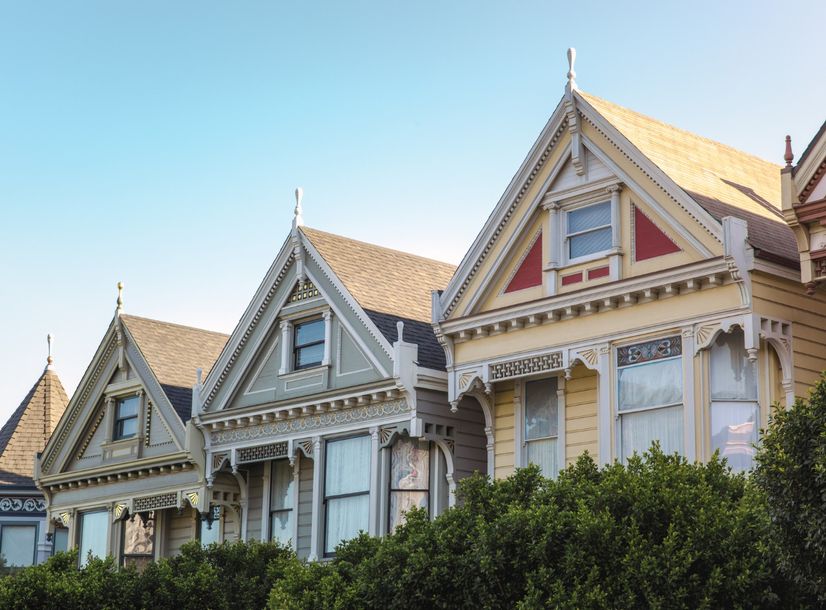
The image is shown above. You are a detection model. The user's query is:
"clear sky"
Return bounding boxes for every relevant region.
[1,0,825,422]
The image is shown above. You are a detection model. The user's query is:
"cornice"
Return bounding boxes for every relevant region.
[39,453,192,490]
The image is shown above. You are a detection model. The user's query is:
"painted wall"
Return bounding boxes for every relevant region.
[565,364,598,465]
[163,505,196,557]
[246,462,265,541]
[296,455,313,560]
[492,381,515,479]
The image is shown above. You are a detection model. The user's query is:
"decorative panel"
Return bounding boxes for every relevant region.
[489,352,564,381]
[633,204,681,262]
[504,234,543,293]
[133,492,178,512]
[617,336,682,367]
[237,441,289,464]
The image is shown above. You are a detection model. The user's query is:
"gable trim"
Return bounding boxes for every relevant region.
[503,230,543,294]
[242,336,281,396]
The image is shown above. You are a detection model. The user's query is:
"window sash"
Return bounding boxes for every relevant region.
[0,524,37,567]
[114,396,139,440]
[78,510,108,566]
[618,357,683,412]
[293,319,325,369]
[526,437,558,478]
[619,404,684,461]
[566,201,611,234]
[324,436,371,497]
[324,493,369,555]
[270,509,293,546]
[711,400,758,472]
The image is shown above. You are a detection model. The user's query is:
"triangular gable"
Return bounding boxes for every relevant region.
[504,233,542,293]
[633,204,681,261]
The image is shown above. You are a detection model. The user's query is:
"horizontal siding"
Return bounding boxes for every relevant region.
[753,272,826,397]
[164,506,196,557]
[296,456,313,560]
[566,365,598,464]
[246,462,264,541]
[493,381,515,479]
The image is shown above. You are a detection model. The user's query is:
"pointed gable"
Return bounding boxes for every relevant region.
[504,234,543,293]
[0,368,68,487]
[120,315,228,421]
[633,204,681,261]
[300,227,456,370]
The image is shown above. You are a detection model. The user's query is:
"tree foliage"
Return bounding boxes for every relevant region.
[754,375,826,602]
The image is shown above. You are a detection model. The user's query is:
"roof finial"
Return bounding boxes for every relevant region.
[293,187,304,229]
[46,333,54,370]
[566,48,578,93]
[784,135,794,168]
[116,281,124,314]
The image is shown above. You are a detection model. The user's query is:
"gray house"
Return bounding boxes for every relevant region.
[190,208,488,558]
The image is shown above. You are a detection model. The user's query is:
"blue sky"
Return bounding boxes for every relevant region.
[1,1,824,421]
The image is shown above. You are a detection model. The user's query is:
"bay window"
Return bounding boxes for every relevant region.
[389,437,430,531]
[0,523,37,567]
[78,510,108,566]
[270,459,295,546]
[617,336,683,461]
[324,435,370,555]
[524,378,560,477]
[709,328,758,472]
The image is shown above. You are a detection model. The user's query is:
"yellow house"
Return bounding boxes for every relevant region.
[433,50,826,480]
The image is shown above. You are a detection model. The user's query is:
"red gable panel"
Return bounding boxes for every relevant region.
[505,235,543,293]
[634,206,681,261]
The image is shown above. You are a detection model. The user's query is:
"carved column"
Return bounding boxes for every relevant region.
[278,320,292,376]
[322,311,333,366]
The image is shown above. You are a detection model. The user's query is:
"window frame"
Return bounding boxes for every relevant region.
[77,509,109,566]
[563,199,614,264]
[269,458,295,547]
[387,436,431,532]
[521,376,564,479]
[615,336,685,462]
[0,521,38,568]
[293,318,325,371]
[322,433,371,558]
[113,394,140,441]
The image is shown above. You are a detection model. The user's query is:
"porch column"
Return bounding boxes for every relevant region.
[681,328,697,462]
[368,427,380,536]
[596,345,612,465]
[308,436,323,561]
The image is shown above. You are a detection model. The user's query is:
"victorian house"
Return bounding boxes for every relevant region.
[35,297,228,566]
[189,200,486,559]
[0,339,68,567]
[432,50,826,480]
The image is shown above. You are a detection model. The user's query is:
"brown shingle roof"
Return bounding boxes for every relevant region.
[300,227,456,369]
[0,368,69,488]
[579,92,798,266]
[120,315,228,421]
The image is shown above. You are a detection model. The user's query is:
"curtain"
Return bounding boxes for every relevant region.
[711,401,758,472]
[325,436,371,496]
[620,405,683,461]
[711,329,757,400]
[0,524,36,566]
[618,358,682,410]
[526,437,558,478]
[270,511,293,546]
[79,511,108,566]
[525,378,558,440]
[325,494,369,554]
[271,459,294,510]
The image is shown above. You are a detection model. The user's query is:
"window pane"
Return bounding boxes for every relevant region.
[199,517,220,546]
[325,494,369,554]
[118,417,138,439]
[711,401,758,472]
[117,396,139,419]
[79,511,108,566]
[526,437,558,478]
[271,459,294,510]
[389,491,428,531]
[325,436,371,496]
[122,515,154,557]
[621,405,683,461]
[525,378,558,440]
[618,358,682,411]
[390,439,429,490]
[569,227,612,258]
[53,528,69,554]
[568,201,611,233]
[1,525,36,567]
[295,343,324,368]
[295,320,324,346]
[710,330,757,400]
[271,510,293,546]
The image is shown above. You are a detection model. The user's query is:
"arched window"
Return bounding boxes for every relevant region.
[709,328,758,472]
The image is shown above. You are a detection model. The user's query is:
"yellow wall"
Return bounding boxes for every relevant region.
[752,271,826,397]
[493,381,515,479]
[565,365,598,465]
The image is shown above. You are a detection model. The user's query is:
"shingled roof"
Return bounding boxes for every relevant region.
[120,315,228,422]
[0,367,69,488]
[579,92,799,267]
[300,227,456,370]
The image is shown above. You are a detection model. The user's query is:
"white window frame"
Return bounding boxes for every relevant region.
[0,521,38,567]
[515,376,566,477]
[322,434,371,557]
[563,199,614,265]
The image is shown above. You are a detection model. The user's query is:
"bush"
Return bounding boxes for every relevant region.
[754,375,826,602]
[269,448,807,609]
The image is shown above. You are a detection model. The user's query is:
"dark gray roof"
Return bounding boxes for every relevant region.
[366,310,446,371]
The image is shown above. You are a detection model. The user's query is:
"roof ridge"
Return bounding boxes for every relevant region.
[301,226,457,270]
[578,91,781,170]
[120,314,229,338]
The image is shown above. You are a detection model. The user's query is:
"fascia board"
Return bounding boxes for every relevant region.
[39,452,190,486]
[574,92,723,243]
[439,97,569,317]
[795,135,826,193]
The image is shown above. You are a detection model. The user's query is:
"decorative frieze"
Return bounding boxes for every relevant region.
[617,336,681,367]
[210,399,409,445]
[237,441,288,464]
[489,351,564,381]
[0,497,46,514]
[133,492,177,512]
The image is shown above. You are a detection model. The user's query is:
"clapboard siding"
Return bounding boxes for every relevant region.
[164,506,196,557]
[296,456,313,560]
[246,462,264,541]
[565,365,598,465]
[493,381,515,479]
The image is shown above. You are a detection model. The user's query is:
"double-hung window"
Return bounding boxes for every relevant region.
[0,524,37,567]
[324,435,370,555]
[114,395,139,440]
[709,328,758,472]
[566,201,612,260]
[617,336,684,461]
[293,319,325,370]
[389,438,430,531]
[78,510,108,566]
[524,378,560,477]
[270,459,295,546]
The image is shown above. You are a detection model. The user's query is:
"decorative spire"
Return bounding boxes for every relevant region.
[46,333,54,370]
[293,187,304,230]
[784,135,794,168]
[116,281,124,315]
[566,47,578,93]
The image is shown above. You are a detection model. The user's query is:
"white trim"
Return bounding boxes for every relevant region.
[261,461,271,542]
[307,436,322,561]
[682,328,696,462]
[368,427,380,536]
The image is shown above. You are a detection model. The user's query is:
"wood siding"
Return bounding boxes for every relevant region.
[565,365,598,465]
[163,505,196,557]
[493,381,515,479]
[296,455,313,560]
[246,462,264,541]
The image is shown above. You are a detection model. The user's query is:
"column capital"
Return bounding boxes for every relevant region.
[606,183,623,194]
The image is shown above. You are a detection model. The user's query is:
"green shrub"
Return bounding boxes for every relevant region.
[269,448,807,609]
[754,375,826,602]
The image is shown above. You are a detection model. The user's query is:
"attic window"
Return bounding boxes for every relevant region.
[566,201,612,260]
[293,319,325,370]
[114,396,140,440]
